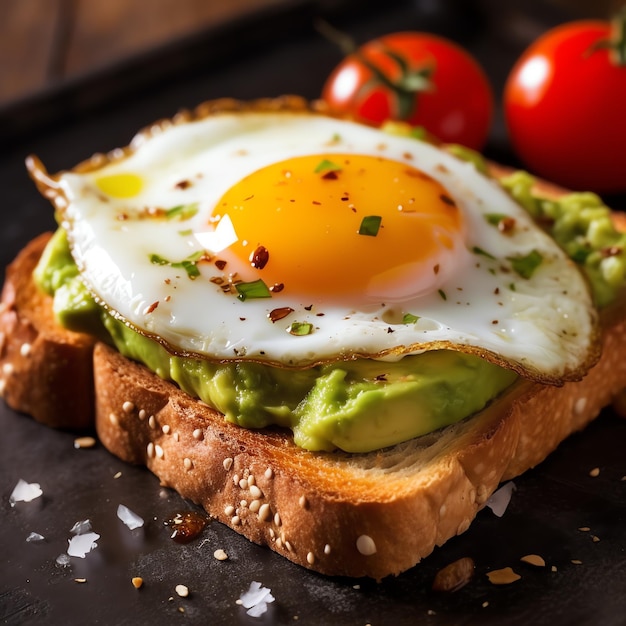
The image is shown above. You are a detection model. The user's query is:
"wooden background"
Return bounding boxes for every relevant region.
[0,0,281,108]
[1,0,620,111]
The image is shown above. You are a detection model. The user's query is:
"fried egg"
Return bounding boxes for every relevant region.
[41,101,598,383]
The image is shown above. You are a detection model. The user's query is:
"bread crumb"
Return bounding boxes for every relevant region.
[486,567,521,585]
[482,601,489,608]
[589,467,600,477]
[132,577,143,589]
[432,557,475,592]
[520,554,546,567]
[175,584,189,597]
[74,436,96,449]
[74,578,87,584]
[571,559,583,565]
[214,549,228,561]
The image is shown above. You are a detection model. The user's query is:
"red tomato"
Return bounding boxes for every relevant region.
[504,14,626,193]
[321,32,494,150]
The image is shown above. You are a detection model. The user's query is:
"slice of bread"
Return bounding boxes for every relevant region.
[0,233,95,430]
[2,224,626,579]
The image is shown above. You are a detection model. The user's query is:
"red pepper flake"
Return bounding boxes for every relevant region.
[405,169,432,180]
[498,216,516,233]
[601,246,622,257]
[270,283,285,293]
[117,213,129,221]
[433,264,440,274]
[322,170,339,180]
[268,307,294,323]
[304,304,313,311]
[144,301,159,315]
[312,201,321,205]
[250,245,269,270]
[215,259,227,270]
[244,194,254,201]
[440,194,457,207]
[403,152,413,160]
[174,180,191,190]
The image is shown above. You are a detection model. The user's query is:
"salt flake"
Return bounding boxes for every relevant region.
[70,519,92,535]
[485,481,516,517]
[117,504,144,530]
[26,532,45,543]
[9,479,43,506]
[67,532,100,558]
[239,581,275,617]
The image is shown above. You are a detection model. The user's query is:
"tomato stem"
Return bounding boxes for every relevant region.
[316,20,434,121]
[613,5,626,65]
[588,6,626,65]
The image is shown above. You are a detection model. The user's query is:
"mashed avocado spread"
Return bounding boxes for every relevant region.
[35,162,626,453]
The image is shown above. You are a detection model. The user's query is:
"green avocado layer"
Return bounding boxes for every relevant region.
[35,229,517,453]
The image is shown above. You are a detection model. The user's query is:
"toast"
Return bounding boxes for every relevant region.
[2,221,626,579]
[2,98,626,578]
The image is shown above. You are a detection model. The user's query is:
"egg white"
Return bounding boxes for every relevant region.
[54,109,598,383]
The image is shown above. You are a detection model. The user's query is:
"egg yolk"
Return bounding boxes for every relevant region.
[95,173,143,198]
[212,154,464,301]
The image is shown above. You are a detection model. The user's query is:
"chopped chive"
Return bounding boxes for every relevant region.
[484,213,508,226]
[508,250,543,279]
[235,279,272,301]
[178,228,193,236]
[314,159,342,174]
[172,260,200,279]
[287,321,314,336]
[472,246,496,260]
[402,313,420,324]
[166,202,199,221]
[358,215,382,237]
[149,253,169,266]
[149,250,204,279]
